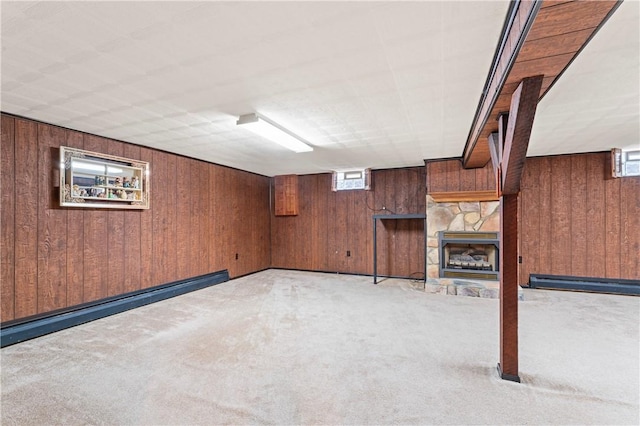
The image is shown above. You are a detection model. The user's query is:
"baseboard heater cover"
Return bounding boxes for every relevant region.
[529,274,640,296]
[0,269,229,348]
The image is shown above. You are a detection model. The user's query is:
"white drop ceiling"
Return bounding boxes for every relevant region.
[2,1,638,177]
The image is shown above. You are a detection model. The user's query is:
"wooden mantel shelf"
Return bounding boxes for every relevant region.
[429,190,499,203]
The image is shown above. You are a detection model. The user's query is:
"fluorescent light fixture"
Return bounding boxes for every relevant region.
[72,161,122,174]
[72,161,103,172]
[237,113,313,153]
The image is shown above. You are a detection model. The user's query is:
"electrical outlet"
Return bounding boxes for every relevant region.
[235,253,239,260]
[347,250,351,257]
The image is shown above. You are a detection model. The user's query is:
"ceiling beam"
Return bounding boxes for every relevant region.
[462,0,541,169]
[462,0,622,169]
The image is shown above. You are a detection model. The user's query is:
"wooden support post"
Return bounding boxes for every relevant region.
[496,75,542,382]
[498,192,520,382]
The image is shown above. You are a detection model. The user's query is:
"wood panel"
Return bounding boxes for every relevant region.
[37,123,67,312]
[519,28,594,59]
[64,131,85,307]
[311,175,330,270]
[569,155,587,275]
[518,157,539,287]
[102,138,126,298]
[334,190,350,273]
[82,135,109,302]
[13,119,39,318]
[175,156,191,279]
[518,152,638,284]
[603,174,621,279]
[210,166,222,271]
[585,153,606,277]
[426,159,496,194]
[123,143,142,293]
[526,1,617,41]
[249,172,271,274]
[620,174,640,279]
[138,147,154,290]
[152,150,174,285]
[445,160,461,192]
[426,160,448,194]
[189,160,210,277]
[274,174,299,216]
[228,168,241,276]
[536,156,552,281]
[325,177,338,272]
[1,114,271,323]
[271,167,425,279]
[1,115,16,322]
[378,169,396,275]
[549,155,571,275]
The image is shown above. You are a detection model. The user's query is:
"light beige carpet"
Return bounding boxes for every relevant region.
[1,269,638,425]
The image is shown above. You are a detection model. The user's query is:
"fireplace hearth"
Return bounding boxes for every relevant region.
[439,231,499,280]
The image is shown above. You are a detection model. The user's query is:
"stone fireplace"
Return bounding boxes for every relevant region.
[425,195,506,297]
[426,196,500,277]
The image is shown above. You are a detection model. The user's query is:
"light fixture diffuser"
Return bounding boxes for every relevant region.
[237,113,313,153]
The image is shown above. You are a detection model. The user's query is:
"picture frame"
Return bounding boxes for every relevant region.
[59,146,150,209]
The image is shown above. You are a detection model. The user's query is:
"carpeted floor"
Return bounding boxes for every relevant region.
[1,269,638,425]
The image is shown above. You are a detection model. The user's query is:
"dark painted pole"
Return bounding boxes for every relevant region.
[498,192,520,382]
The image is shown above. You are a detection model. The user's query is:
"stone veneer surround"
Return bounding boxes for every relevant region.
[426,195,501,278]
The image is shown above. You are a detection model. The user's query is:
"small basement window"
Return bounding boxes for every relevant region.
[332,169,371,191]
[612,148,640,177]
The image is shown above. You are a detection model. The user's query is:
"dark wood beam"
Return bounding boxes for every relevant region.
[488,132,500,178]
[498,112,508,159]
[462,0,620,168]
[501,75,544,195]
[488,132,502,196]
[498,192,520,382]
[462,0,540,168]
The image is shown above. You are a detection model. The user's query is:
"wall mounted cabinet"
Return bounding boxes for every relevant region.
[274,174,298,216]
[60,146,150,209]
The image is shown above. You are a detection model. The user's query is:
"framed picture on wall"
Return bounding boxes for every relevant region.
[59,146,150,209]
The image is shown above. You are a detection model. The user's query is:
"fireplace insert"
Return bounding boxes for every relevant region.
[439,231,499,280]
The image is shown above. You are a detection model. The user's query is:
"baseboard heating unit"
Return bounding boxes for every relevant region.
[529,274,640,296]
[0,270,229,348]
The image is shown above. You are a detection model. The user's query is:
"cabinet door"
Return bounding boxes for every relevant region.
[274,174,298,216]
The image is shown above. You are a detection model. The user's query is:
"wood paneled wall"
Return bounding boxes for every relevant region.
[271,167,426,278]
[519,152,639,283]
[1,114,271,322]
[426,153,638,283]
[426,159,496,193]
